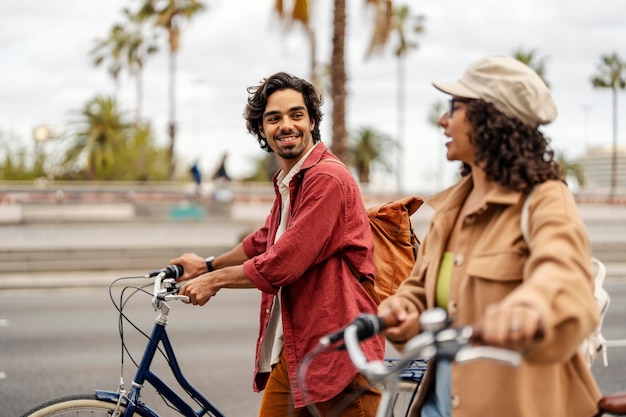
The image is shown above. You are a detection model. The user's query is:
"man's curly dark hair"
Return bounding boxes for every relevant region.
[243,72,323,153]
[460,99,563,193]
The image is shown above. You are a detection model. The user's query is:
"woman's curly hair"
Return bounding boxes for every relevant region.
[244,72,323,153]
[460,99,563,193]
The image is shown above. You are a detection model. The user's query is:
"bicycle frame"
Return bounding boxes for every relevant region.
[96,287,225,417]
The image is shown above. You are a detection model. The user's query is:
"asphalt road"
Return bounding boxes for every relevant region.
[1,284,262,417]
[1,280,626,417]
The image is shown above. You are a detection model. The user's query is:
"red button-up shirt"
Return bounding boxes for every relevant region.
[242,143,384,407]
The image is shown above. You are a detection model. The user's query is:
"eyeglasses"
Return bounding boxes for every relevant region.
[448,98,470,118]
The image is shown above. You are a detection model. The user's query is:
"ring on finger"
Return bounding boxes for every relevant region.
[509,321,523,332]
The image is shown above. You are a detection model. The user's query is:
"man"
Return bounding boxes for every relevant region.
[171,72,384,417]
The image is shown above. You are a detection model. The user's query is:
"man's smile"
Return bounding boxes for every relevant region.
[276,133,300,144]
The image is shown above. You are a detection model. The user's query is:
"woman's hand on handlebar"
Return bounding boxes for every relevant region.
[378,297,420,346]
[477,304,543,352]
[169,253,206,281]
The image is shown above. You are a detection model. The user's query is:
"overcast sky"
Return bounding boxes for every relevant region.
[1,0,625,193]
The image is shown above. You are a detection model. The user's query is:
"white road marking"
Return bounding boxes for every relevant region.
[607,339,626,348]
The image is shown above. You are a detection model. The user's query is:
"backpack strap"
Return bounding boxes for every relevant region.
[320,157,348,168]
[318,157,380,304]
[522,188,610,367]
[520,189,534,244]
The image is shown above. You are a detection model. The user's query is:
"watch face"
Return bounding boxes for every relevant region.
[205,256,215,271]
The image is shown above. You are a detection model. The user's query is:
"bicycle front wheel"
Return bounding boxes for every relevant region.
[20,394,148,417]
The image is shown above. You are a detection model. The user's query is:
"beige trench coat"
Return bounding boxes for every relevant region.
[384,176,601,417]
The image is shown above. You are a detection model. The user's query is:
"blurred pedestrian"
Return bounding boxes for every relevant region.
[211,152,231,182]
[190,161,202,196]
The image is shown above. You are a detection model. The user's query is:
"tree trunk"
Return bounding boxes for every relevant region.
[358,164,369,184]
[610,85,619,200]
[396,55,406,192]
[305,26,318,87]
[167,46,177,180]
[330,0,349,164]
[135,66,143,126]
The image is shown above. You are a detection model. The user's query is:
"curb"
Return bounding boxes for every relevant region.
[1,264,625,292]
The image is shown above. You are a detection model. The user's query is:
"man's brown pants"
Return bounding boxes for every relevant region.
[258,351,381,417]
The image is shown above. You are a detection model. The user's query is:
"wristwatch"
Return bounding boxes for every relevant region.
[205,256,215,272]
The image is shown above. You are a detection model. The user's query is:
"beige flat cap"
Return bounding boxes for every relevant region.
[433,56,557,127]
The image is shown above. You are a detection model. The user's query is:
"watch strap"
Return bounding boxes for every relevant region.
[205,256,215,272]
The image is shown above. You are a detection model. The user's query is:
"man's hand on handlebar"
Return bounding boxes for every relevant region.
[177,274,220,306]
[168,253,207,281]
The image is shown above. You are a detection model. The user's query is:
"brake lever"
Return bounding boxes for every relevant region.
[153,276,189,303]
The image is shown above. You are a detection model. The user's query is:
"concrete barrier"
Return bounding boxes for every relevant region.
[22,203,135,223]
[0,205,23,224]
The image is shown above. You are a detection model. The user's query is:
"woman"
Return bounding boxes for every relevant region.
[379,56,601,417]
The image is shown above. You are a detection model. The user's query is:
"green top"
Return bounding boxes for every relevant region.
[436,251,454,309]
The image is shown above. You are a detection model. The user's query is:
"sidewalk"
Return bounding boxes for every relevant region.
[0,269,148,291]
[3,201,626,291]
[2,262,625,293]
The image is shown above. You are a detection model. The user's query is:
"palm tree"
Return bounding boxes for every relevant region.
[329,0,349,164]
[64,96,130,180]
[93,10,159,126]
[272,0,319,86]
[556,152,585,190]
[64,96,169,180]
[513,48,550,87]
[427,100,447,189]
[137,0,206,180]
[366,4,425,192]
[271,0,394,166]
[334,0,409,165]
[118,123,170,181]
[121,8,159,125]
[350,126,397,184]
[90,24,129,99]
[591,52,626,199]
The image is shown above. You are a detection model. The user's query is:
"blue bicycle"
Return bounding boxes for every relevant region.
[18,267,426,417]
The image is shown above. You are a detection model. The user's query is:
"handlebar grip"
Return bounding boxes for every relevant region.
[146,265,184,279]
[320,313,397,347]
[379,312,401,329]
[354,314,385,341]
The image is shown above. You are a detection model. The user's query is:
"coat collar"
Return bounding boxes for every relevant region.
[427,175,525,214]
[300,141,330,170]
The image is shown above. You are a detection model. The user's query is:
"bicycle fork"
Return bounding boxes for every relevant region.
[100,306,225,417]
[96,320,167,417]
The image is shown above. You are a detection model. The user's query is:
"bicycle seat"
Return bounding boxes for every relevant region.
[598,392,626,415]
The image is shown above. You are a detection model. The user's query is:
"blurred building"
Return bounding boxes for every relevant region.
[580,146,626,195]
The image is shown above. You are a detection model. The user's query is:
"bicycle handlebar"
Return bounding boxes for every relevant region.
[319,313,395,347]
[150,267,190,306]
[340,308,522,381]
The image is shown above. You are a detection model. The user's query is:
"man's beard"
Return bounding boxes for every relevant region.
[275,135,310,160]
